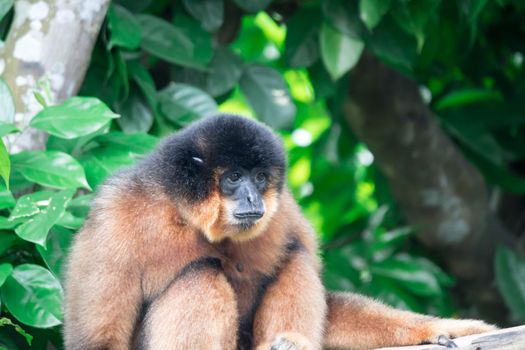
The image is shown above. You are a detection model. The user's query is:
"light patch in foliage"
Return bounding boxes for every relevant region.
[28,1,49,20]
[79,0,106,24]
[13,30,43,62]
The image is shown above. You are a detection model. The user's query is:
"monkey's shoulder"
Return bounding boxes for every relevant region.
[78,172,190,249]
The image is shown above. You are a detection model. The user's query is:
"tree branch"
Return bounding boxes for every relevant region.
[343,52,514,321]
[0,0,110,152]
[376,326,525,350]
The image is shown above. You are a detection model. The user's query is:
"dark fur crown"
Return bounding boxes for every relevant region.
[144,114,287,202]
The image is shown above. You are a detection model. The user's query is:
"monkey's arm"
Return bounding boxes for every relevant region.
[253,249,327,350]
[138,258,238,350]
[63,231,142,350]
[324,292,496,350]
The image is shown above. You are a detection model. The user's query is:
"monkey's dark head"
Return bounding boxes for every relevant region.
[150,114,286,242]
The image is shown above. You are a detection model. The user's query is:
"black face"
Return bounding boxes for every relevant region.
[220,168,268,228]
[146,114,286,206]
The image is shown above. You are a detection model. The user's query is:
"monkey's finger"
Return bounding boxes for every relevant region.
[437,335,458,348]
[270,337,300,350]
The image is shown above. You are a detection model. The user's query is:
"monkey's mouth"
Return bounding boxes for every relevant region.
[232,211,263,230]
[233,217,260,230]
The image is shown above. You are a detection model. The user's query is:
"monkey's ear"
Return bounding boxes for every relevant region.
[192,156,204,165]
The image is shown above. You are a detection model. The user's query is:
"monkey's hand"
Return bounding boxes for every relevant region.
[257,332,314,350]
[423,318,497,347]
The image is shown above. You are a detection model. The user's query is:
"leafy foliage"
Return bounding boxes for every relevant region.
[1,0,525,347]
[495,246,525,321]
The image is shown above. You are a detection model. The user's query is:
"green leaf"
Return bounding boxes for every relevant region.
[182,0,224,32]
[284,7,321,68]
[0,233,18,257]
[436,89,503,110]
[10,191,56,221]
[107,4,142,50]
[1,264,63,328]
[93,132,159,154]
[129,61,158,110]
[364,276,425,312]
[46,122,110,156]
[391,0,440,51]
[12,151,90,190]
[461,0,489,23]
[0,318,32,346]
[308,61,337,100]
[15,189,75,247]
[367,15,417,73]
[67,193,93,218]
[79,148,139,188]
[359,0,391,30]
[495,246,525,320]
[460,0,489,43]
[230,16,269,62]
[232,0,272,12]
[159,83,218,127]
[370,254,443,297]
[439,101,525,129]
[173,14,215,67]
[240,64,296,129]
[398,254,454,287]
[323,248,361,290]
[0,139,9,189]
[371,226,412,261]
[137,14,212,70]
[37,226,73,281]
[320,23,364,80]
[0,217,25,230]
[113,49,130,101]
[116,88,154,133]
[0,0,13,21]
[33,90,47,107]
[0,123,19,137]
[55,210,84,230]
[114,0,152,12]
[206,47,243,97]
[0,184,15,209]
[0,79,15,123]
[0,263,12,287]
[30,97,119,139]
[321,0,366,39]
[442,121,506,165]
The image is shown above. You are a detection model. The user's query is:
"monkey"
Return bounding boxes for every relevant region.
[63,114,495,350]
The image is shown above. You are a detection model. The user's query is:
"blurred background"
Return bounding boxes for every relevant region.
[0,0,524,348]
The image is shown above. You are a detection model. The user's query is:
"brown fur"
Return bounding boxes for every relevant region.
[64,172,495,350]
[324,293,495,350]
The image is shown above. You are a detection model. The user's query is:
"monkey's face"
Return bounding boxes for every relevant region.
[220,169,267,228]
[214,166,281,241]
[179,164,281,243]
[153,114,286,242]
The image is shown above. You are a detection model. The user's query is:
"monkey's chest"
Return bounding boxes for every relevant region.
[219,256,270,319]
[220,258,274,350]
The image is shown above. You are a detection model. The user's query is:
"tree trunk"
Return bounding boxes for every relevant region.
[343,52,514,322]
[0,0,110,152]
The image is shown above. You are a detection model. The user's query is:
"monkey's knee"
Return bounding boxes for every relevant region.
[138,268,238,350]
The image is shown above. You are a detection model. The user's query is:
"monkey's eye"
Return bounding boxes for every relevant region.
[228,172,242,183]
[255,172,266,183]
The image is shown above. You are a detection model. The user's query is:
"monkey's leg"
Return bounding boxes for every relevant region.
[253,251,326,350]
[324,292,497,350]
[138,260,238,350]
